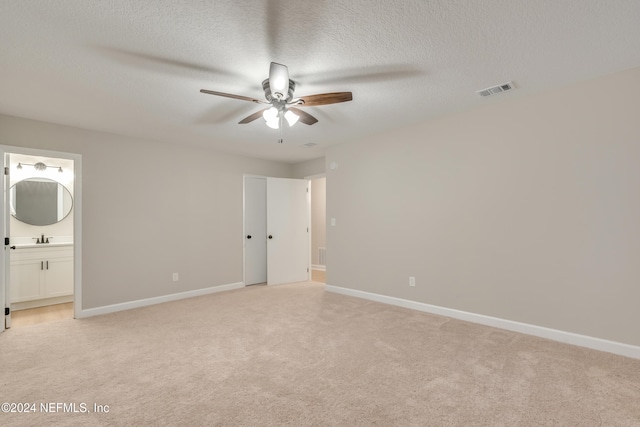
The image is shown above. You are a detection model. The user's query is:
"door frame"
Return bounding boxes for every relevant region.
[306,173,326,279]
[1,145,82,328]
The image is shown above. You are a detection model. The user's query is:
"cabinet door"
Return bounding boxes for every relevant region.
[10,259,43,302]
[43,257,74,298]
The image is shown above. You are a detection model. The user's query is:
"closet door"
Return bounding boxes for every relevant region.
[266,178,309,285]
[244,177,267,285]
[1,151,9,331]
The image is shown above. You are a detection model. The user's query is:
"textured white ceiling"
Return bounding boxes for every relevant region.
[1,1,639,163]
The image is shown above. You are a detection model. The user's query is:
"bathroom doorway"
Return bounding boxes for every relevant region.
[1,146,81,330]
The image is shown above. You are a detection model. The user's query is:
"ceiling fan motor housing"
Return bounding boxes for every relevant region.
[262,79,296,103]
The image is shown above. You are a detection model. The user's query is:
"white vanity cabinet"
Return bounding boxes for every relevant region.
[10,245,74,303]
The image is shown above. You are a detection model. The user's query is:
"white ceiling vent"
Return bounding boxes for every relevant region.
[476,81,515,97]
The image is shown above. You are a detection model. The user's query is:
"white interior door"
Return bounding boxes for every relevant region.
[244,177,267,285]
[2,151,10,331]
[267,177,309,285]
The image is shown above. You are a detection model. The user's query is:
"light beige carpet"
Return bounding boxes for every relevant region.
[1,282,639,426]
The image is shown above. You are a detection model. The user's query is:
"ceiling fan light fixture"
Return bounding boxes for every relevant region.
[284,110,299,127]
[265,118,280,129]
[271,78,286,98]
[263,107,278,121]
[269,62,289,100]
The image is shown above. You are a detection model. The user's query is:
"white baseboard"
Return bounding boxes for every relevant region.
[325,284,640,360]
[77,282,245,318]
[311,264,326,271]
[12,295,73,311]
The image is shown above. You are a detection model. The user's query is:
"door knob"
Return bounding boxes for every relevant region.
[246,235,252,239]
[268,235,273,239]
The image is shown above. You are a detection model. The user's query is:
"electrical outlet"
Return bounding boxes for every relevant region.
[172,273,179,282]
[409,276,415,287]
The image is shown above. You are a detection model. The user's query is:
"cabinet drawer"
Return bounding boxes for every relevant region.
[11,246,73,261]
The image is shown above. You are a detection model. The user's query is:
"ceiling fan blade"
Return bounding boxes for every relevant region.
[96,46,236,78]
[288,107,318,125]
[269,62,289,100]
[297,65,424,85]
[200,89,267,104]
[299,92,353,107]
[238,109,269,124]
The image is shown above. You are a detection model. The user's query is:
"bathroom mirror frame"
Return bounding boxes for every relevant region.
[10,177,74,226]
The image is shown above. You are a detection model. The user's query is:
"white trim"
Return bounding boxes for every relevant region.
[72,152,82,319]
[11,295,73,311]
[1,150,8,332]
[305,173,325,284]
[77,282,244,318]
[304,172,326,181]
[307,178,312,283]
[325,284,640,360]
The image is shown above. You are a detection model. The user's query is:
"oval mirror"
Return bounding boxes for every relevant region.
[10,178,73,226]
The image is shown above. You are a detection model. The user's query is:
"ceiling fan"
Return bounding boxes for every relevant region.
[200,62,352,133]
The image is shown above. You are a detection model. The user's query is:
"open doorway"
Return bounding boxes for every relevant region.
[309,175,326,283]
[2,147,81,330]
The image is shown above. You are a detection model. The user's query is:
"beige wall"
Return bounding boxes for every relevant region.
[0,114,292,309]
[311,177,326,266]
[291,157,325,178]
[325,67,640,347]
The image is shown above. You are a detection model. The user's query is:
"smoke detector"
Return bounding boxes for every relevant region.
[476,81,515,97]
